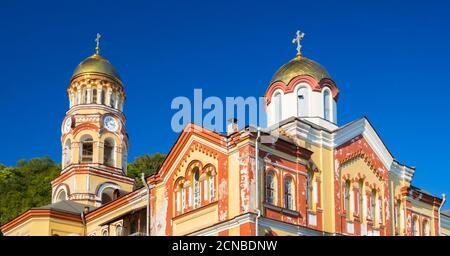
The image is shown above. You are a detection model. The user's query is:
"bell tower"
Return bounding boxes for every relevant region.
[51,34,135,206]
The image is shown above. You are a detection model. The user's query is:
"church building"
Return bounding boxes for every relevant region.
[1,32,448,236]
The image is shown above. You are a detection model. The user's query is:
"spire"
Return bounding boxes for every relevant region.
[95,33,101,55]
[292,30,305,59]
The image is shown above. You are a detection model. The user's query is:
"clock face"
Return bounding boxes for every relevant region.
[104,116,118,132]
[63,117,72,134]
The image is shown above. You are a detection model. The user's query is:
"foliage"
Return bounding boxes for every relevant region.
[127,153,166,188]
[0,153,165,227]
[0,157,60,226]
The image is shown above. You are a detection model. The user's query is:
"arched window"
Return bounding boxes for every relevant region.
[284,176,295,210]
[116,225,123,236]
[176,184,183,213]
[121,145,128,175]
[413,217,420,236]
[110,92,116,108]
[92,89,97,103]
[273,92,282,123]
[209,174,215,202]
[56,189,67,202]
[323,89,332,121]
[297,87,309,117]
[83,89,88,104]
[266,172,276,205]
[103,138,115,167]
[102,229,108,236]
[101,187,116,204]
[101,89,105,105]
[193,168,201,208]
[370,189,377,221]
[80,135,93,163]
[181,186,186,210]
[344,180,351,217]
[423,220,430,236]
[63,139,71,167]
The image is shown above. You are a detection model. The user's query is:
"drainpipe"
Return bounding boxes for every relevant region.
[438,194,446,236]
[255,127,261,236]
[141,173,151,236]
[80,212,86,236]
[81,206,89,236]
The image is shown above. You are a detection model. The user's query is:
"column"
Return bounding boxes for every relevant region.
[106,88,112,107]
[76,86,81,105]
[97,85,103,104]
[87,86,92,104]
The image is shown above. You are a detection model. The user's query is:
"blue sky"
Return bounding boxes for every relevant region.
[0,0,449,208]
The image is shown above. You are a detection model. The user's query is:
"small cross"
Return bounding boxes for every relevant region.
[95,33,101,54]
[292,30,305,56]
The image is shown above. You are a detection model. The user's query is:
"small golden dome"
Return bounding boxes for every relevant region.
[72,54,121,81]
[270,56,330,84]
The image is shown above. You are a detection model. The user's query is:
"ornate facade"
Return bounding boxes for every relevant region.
[1,33,448,236]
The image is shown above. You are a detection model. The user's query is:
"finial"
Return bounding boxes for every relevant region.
[95,33,101,55]
[292,30,305,58]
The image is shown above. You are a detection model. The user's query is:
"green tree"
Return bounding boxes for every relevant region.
[0,157,60,225]
[127,153,165,188]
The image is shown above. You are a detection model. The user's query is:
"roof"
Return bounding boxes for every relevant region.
[34,200,97,215]
[72,53,121,82]
[442,210,450,217]
[270,56,331,84]
[410,185,435,198]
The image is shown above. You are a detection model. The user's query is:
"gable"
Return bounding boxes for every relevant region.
[148,123,227,186]
[335,118,394,173]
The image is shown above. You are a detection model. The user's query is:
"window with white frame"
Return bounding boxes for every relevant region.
[273,92,282,123]
[116,224,123,236]
[176,187,182,212]
[284,177,294,210]
[209,174,215,201]
[93,89,97,103]
[80,135,93,163]
[297,87,309,117]
[181,187,186,210]
[377,198,382,225]
[266,172,276,205]
[413,217,420,236]
[193,168,201,208]
[323,89,332,121]
[370,190,376,221]
[103,138,115,167]
[359,181,364,220]
[344,180,351,218]
[110,92,116,108]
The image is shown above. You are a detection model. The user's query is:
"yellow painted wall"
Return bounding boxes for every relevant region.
[173,205,218,235]
[4,217,84,236]
[290,138,335,234]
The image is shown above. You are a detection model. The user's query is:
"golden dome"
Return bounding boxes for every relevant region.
[72,54,121,81]
[270,56,330,84]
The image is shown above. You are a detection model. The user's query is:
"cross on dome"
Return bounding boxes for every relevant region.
[95,33,101,55]
[292,30,305,57]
